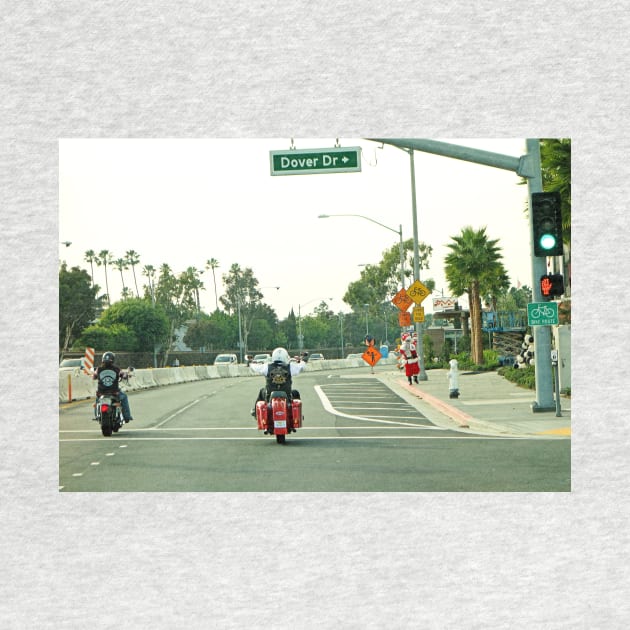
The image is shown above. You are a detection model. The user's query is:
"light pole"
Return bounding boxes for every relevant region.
[363,303,369,335]
[318,214,405,289]
[338,312,345,358]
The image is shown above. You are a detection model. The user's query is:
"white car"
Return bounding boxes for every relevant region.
[213,353,238,366]
[251,353,272,365]
[309,353,325,361]
[59,358,86,372]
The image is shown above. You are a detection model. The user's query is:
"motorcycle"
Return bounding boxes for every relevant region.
[255,390,302,444]
[94,368,134,437]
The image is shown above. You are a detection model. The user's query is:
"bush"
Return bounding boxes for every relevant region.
[498,365,536,389]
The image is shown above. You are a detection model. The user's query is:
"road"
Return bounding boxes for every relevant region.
[59,367,570,491]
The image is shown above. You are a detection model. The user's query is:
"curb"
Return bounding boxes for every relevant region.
[398,378,472,428]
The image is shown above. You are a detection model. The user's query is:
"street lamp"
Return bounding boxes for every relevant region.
[318,214,405,289]
[363,303,369,335]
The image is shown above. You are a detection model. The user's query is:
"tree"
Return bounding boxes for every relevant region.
[96,249,113,303]
[205,258,220,311]
[76,322,138,352]
[184,311,233,351]
[444,226,508,365]
[220,264,265,356]
[343,238,433,320]
[59,263,101,354]
[84,249,97,287]
[154,264,200,365]
[540,138,571,241]
[142,264,156,304]
[98,298,170,352]
[125,250,141,297]
[113,257,128,295]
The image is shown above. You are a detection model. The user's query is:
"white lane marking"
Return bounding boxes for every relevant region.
[153,398,203,428]
[315,385,444,428]
[59,435,559,442]
[90,462,100,466]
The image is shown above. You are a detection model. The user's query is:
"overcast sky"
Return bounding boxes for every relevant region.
[59,138,532,317]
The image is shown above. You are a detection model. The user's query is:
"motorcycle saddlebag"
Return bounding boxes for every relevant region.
[291,399,302,428]
[255,400,269,431]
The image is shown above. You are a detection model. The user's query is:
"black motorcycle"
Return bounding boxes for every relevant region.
[94,368,133,437]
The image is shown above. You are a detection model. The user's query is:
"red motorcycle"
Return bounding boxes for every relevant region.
[255,391,302,444]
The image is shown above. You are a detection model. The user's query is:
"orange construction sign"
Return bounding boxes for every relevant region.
[362,346,382,367]
[398,311,411,326]
[391,288,413,312]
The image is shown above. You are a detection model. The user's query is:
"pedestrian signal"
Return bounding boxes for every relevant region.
[532,192,563,256]
[540,273,564,299]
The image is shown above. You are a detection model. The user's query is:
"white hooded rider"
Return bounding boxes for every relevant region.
[249,347,305,416]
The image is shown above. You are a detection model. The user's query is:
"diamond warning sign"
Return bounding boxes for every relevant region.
[362,346,382,367]
[392,288,413,312]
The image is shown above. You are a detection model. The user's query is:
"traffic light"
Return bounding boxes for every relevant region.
[540,273,564,299]
[532,191,563,256]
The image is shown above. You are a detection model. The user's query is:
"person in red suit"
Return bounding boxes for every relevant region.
[400,333,419,385]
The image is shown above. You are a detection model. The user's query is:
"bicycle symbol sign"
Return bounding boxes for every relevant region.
[527,302,559,326]
[406,280,430,305]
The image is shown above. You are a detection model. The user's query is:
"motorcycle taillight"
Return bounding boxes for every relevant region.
[101,404,109,412]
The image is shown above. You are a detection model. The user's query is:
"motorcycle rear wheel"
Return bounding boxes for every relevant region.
[101,411,113,437]
[275,434,286,444]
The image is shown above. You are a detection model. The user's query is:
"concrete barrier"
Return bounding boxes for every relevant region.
[59,356,400,403]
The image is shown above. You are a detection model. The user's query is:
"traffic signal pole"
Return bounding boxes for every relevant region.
[369,138,556,411]
[523,139,555,411]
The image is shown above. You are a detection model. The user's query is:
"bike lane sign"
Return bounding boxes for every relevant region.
[527,302,559,326]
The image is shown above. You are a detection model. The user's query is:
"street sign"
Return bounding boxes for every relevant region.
[412,306,425,322]
[392,288,413,312]
[527,302,559,326]
[398,311,411,326]
[270,147,361,175]
[362,346,382,367]
[406,279,431,304]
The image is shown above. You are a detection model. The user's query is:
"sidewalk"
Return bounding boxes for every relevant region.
[379,367,571,438]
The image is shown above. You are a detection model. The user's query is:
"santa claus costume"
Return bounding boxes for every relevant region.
[400,333,419,384]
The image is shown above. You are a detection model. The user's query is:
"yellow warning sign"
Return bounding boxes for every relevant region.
[413,306,425,322]
[406,280,431,304]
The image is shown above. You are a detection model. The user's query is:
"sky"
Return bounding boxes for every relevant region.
[58,138,532,318]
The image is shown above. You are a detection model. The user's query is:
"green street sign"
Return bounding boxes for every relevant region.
[270,147,361,176]
[527,302,559,326]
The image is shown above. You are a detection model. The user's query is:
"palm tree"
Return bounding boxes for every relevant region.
[96,249,113,304]
[125,250,141,297]
[113,257,128,296]
[205,258,220,311]
[84,249,97,286]
[444,226,508,365]
[142,264,156,304]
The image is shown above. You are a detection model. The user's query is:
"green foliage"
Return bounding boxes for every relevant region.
[498,365,536,389]
[59,263,101,351]
[99,298,169,352]
[76,322,138,352]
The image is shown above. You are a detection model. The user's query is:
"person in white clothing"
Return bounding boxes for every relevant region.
[250,347,305,416]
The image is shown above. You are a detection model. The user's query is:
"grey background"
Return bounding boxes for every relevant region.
[2,1,628,627]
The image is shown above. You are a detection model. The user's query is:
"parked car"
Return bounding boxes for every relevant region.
[214,353,238,366]
[309,353,325,361]
[59,358,86,372]
[251,353,272,365]
[346,353,362,359]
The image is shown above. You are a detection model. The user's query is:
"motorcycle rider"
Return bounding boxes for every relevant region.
[92,351,133,422]
[250,347,305,416]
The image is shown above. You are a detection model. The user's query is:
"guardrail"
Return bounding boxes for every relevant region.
[59,356,399,403]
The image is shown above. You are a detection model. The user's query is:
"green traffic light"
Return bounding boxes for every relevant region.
[540,233,557,250]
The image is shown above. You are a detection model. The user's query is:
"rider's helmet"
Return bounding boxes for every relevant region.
[102,351,115,365]
[271,347,290,365]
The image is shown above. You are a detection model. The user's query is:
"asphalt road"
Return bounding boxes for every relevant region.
[59,367,571,491]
